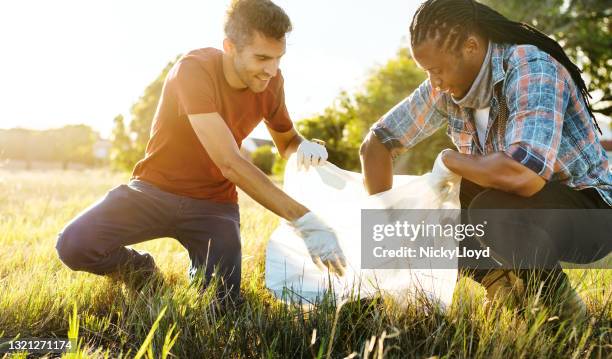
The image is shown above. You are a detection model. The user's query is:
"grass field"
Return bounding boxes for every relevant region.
[0,168,610,358]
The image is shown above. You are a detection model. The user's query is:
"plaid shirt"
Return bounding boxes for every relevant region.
[372,42,612,207]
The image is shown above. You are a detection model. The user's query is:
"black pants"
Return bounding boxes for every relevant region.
[56,179,242,299]
[458,179,611,283]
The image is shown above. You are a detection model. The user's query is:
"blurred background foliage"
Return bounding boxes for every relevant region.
[251,145,276,175]
[107,0,610,175]
[2,1,608,174]
[482,0,611,116]
[0,125,99,169]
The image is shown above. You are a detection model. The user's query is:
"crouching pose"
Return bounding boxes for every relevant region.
[360,0,612,320]
[56,0,345,301]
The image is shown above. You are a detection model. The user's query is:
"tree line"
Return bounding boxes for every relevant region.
[0,125,100,169]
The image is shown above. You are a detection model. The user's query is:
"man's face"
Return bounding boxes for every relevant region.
[228,32,286,93]
[411,37,484,99]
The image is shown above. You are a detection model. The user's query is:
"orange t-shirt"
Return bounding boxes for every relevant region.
[131,48,293,203]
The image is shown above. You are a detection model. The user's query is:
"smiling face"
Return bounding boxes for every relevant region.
[411,35,486,99]
[223,32,286,93]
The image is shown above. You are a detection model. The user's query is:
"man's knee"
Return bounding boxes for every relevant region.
[56,220,95,271]
[469,181,571,211]
[467,182,560,210]
[467,188,512,210]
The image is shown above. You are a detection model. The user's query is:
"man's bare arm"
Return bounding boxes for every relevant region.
[267,126,302,159]
[442,150,545,197]
[188,113,308,221]
[360,129,545,197]
[359,132,394,195]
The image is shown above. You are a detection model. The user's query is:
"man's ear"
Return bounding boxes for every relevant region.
[223,38,236,56]
[463,35,481,56]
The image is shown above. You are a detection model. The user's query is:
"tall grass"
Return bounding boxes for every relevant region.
[0,169,610,358]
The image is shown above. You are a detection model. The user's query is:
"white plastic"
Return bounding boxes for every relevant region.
[265,155,461,309]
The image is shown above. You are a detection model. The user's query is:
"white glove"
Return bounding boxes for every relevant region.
[429,149,461,193]
[290,211,346,275]
[296,139,328,171]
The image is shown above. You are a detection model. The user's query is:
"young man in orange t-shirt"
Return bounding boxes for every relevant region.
[55,0,345,301]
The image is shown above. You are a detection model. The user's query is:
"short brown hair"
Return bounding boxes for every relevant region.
[224,0,292,49]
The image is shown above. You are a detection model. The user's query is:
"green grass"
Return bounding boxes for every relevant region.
[0,169,610,358]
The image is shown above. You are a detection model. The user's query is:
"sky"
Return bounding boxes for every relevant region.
[0,0,421,139]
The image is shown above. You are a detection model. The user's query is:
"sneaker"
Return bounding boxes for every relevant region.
[481,269,525,307]
[110,250,165,293]
[556,284,587,323]
[532,270,587,323]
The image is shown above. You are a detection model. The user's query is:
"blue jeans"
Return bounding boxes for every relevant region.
[56,179,241,298]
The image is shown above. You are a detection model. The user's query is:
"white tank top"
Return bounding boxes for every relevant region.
[475,107,490,149]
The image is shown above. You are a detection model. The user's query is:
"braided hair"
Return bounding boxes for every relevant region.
[410,0,602,134]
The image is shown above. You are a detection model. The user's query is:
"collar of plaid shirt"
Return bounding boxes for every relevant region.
[452,41,494,109]
[451,42,509,155]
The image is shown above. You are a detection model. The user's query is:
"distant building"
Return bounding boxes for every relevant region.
[93,139,112,161]
[241,137,275,161]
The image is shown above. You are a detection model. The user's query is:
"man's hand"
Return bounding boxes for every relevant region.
[296,139,328,171]
[289,211,346,275]
[429,149,462,193]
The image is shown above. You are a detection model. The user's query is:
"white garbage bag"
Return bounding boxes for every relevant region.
[265,155,461,309]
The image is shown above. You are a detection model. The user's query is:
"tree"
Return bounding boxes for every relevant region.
[128,59,177,160]
[0,128,37,169]
[296,96,362,171]
[297,47,453,174]
[49,125,97,169]
[109,57,179,171]
[251,145,276,174]
[271,153,287,177]
[482,0,612,116]
[110,114,139,171]
[0,125,97,169]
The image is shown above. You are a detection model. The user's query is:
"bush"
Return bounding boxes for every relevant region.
[271,154,287,177]
[251,145,275,174]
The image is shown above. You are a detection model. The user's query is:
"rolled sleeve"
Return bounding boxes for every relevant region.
[370,80,447,152]
[503,57,569,180]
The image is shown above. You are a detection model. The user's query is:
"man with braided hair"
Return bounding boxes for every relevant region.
[360,0,611,320]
